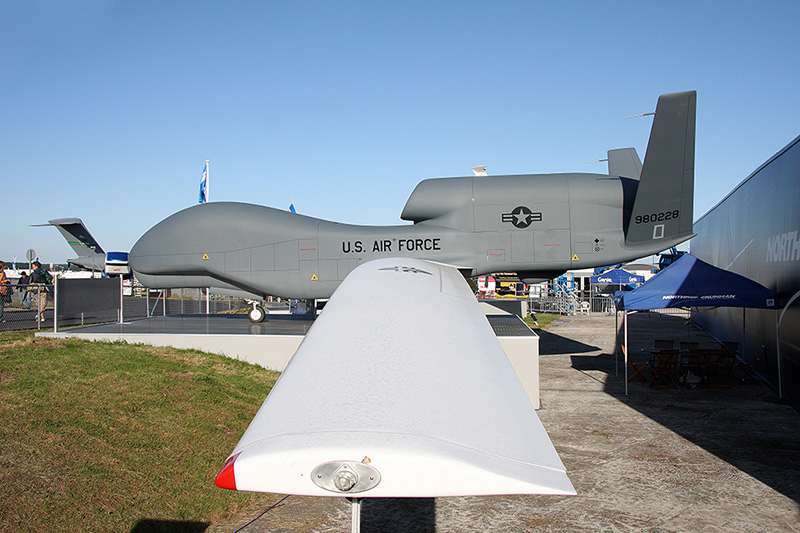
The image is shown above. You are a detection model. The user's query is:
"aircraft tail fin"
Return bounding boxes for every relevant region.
[625,91,696,245]
[32,218,106,270]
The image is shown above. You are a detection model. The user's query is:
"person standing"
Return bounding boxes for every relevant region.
[30,261,54,323]
[17,271,30,309]
[0,261,11,323]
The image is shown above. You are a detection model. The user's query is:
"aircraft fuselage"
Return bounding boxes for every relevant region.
[130,173,687,299]
[131,91,697,300]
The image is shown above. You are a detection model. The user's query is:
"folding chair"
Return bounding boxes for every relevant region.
[629,360,649,382]
[737,345,766,383]
[679,341,699,378]
[680,348,707,387]
[650,349,680,389]
[706,349,735,388]
[624,345,649,382]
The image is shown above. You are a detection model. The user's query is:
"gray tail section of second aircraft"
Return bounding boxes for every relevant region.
[625,90,696,246]
[32,218,106,270]
[46,218,105,256]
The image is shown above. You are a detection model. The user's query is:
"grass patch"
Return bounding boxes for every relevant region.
[523,313,560,330]
[0,331,279,532]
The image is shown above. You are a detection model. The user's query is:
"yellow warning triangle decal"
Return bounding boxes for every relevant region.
[202,253,209,260]
[311,274,318,281]
[572,254,580,261]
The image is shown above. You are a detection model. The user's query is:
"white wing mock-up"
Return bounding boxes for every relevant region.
[215,258,575,497]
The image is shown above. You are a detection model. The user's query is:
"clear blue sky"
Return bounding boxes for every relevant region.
[2,1,798,265]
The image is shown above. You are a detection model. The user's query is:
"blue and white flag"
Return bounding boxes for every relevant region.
[198,162,208,204]
[289,200,297,213]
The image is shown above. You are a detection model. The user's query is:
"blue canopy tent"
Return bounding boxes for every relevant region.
[590,269,645,286]
[590,269,645,296]
[613,254,777,394]
[614,254,776,311]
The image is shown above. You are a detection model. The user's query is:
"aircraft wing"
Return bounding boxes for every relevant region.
[215,257,575,497]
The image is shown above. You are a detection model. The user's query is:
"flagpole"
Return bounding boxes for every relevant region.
[205,160,210,309]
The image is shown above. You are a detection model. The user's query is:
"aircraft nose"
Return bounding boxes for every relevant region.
[129,206,202,274]
[130,201,278,276]
[128,223,165,275]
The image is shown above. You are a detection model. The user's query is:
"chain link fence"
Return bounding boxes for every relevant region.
[527,291,691,317]
[130,288,249,319]
[0,280,250,333]
[1,284,54,331]
[0,277,689,331]
[529,292,616,316]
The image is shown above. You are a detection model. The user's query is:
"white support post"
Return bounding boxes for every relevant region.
[776,312,783,399]
[349,497,361,533]
[624,311,629,395]
[615,310,619,377]
[53,279,58,333]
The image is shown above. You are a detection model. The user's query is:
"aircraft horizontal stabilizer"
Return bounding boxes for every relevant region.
[607,148,642,180]
[216,258,575,497]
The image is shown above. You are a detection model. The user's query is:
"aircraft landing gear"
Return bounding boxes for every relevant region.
[248,303,267,323]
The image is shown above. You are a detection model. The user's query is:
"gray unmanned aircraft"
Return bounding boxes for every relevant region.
[130,91,696,322]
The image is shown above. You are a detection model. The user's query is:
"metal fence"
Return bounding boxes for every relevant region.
[529,292,616,316]
[133,288,249,318]
[527,291,692,317]
[1,284,55,331]
[0,278,691,332]
[0,280,250,333]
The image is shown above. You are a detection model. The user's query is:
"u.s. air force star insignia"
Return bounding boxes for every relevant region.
[502,206,541,229]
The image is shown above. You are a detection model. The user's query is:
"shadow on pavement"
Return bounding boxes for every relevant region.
[568,316,800,506]
[537,328,600,355]
[361,498,436,532]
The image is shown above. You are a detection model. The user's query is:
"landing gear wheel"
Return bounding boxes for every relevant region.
[249,305,266,323]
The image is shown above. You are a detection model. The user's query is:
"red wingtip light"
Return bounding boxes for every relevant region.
[215,452,240,490]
